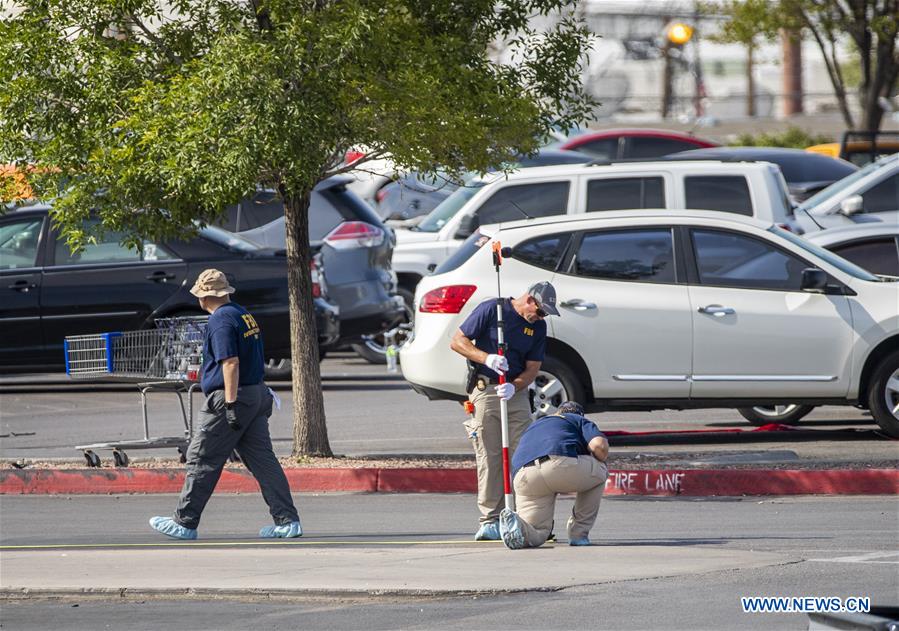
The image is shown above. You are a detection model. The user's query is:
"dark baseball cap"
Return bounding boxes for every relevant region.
[528,281,560,316]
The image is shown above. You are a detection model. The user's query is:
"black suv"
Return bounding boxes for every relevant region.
[0,205,339,373]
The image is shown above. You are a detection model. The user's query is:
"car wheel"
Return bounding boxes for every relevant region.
[532,356,585,418]
[867,349,899,438]
[736,405,815,426]
[264,348,326,380]
[264,358,292,380]
[351,289,415,365]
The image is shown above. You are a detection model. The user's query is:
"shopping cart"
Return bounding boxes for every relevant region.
[66,316,208,467]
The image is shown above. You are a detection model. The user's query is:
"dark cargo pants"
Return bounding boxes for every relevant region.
[174,383,299,530]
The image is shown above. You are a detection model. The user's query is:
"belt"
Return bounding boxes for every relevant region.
[476,376,501,387]
[522,455,551,469]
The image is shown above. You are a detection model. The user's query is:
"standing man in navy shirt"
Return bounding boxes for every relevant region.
[150,269,301,540]
[499,401,609,549]
[450,281,560,540]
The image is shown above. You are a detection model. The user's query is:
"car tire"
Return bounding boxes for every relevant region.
[867,349,899,438]
[532,355,585,418]
[736,405,815,426]
[351,288,415,365]
[264,348,326,380]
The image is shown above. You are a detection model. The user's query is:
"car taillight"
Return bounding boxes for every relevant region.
[310,256,322,298]
[419,285,477,314]
[324,221,385,249]
[344,149,366,165]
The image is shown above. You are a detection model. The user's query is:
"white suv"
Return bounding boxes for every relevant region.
[400,210,899,438]
[392,160,794,297]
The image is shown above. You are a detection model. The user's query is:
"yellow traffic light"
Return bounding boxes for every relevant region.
[667,23,693,45]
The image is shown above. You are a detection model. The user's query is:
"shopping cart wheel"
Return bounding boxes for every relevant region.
[177,446,187,463]
[82,450,101,468]
[229,450,242,463]
[112,449,130,468]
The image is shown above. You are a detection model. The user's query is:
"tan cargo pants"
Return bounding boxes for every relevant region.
[512,454,608,547]
[464,384,532,524]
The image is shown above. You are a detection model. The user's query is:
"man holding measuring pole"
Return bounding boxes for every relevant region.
[450,251,559,540]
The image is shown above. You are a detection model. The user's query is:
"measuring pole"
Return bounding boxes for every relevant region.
[492,241,514,512]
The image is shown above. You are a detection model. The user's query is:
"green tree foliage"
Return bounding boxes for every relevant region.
[0,0,594,456]
[730,125,834,148]
[712,0,899,131]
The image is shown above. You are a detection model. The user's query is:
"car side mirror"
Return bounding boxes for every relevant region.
[454,214,478,240]
[839,195,864,216]
[800,268,828,293]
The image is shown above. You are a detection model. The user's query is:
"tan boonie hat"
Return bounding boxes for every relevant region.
[190,268,235,298]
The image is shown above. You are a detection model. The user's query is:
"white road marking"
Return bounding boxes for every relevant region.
[809,551,899,564]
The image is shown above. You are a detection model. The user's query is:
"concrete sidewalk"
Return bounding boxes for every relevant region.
[0,542,791,597]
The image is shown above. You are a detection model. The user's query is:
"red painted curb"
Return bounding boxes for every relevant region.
[0,468,896,496]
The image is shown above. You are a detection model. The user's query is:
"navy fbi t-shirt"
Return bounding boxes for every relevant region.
[459,298,546,382]
[200,302,266,395]
[511,413,605,477]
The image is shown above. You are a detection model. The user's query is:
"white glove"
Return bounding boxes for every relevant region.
[495,383,515,401]
[484,353,508,374]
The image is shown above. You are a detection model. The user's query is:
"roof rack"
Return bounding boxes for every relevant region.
[586,156,760,167]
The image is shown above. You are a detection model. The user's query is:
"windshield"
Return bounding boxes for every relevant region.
[416,182,486,233]
[797,159,883,211]
[199,225,261,252]
[769,226,881,282]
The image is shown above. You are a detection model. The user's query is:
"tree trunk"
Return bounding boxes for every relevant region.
[283,191,332,457]
[780,29,803,117]
[746,44,756,117]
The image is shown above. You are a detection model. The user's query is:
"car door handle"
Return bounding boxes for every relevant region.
[8,280,36,293]
[698,304,735,317]
[146,271,176,282]
[560,299,597,311]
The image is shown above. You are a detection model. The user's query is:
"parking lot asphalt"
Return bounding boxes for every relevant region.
[1,352,896,470]
[1,493,897,630]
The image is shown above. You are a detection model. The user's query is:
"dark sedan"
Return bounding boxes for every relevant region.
[664,147,859,203]
[0,205,339,373]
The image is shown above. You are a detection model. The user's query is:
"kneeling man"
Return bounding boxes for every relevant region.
[499,401,609,549]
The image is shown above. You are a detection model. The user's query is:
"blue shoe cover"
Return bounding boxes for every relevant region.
[499,509,526,550]
[149,516,197,540]
[259,520,302,538]
[569,536,591,546]
[474,521,500,541]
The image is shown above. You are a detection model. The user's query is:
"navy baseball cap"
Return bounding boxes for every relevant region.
[528,281,560,316]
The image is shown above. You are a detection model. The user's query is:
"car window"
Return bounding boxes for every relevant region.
[685,176,753,216]
[626,137,699,158]
[586,177,665,212]
[512,233,572,271]
[417,183,485,233]
[53,221,174,266]
[222,191,285,232]
[478,182,570,225]
[573,137,618,160]
[771,226,880,282]
[308,190,346,240]
[572,228,675,283]
[0,217,43,270]
[434,231,490,275]
[692,229,808,290]
[860,174,898,213]
[828,238,899,276]
[797,158,883,210]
